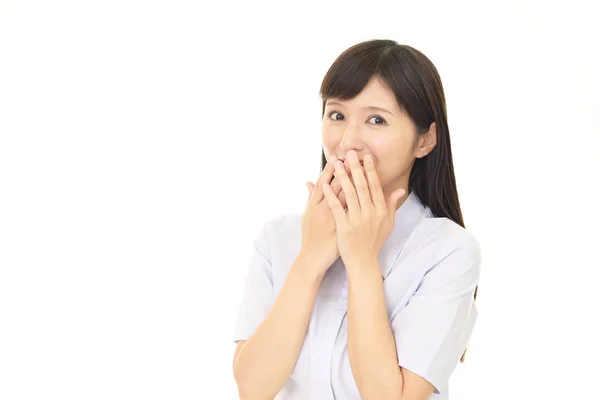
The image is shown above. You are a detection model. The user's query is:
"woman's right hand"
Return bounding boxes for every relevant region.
[299,158,347,276]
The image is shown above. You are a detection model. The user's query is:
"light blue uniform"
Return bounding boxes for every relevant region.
[233,191,480,399]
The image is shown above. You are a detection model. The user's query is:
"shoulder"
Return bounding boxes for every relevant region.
[419,216,479,252]
[254,212,303,257]
[405,216,481,276]
[252,212,303,288]
[257,212,302,241]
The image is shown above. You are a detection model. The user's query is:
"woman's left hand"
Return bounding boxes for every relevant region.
[322,150,406,270]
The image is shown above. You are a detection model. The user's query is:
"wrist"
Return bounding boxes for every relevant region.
[344,256,381,279]
[292,253,327,282]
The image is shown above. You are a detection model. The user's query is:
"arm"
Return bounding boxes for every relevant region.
[233,253,324,400]
[346,260,435,400]
[322,152,478,399]
[347,242,480,400]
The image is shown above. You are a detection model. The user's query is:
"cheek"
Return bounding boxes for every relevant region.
[321,128,340,153]
[370,137,393,166]
[371,136,387,148]
[372,139,411,178]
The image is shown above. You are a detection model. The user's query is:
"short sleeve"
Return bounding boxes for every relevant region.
[232,220,276,342]
[390,241,481,393]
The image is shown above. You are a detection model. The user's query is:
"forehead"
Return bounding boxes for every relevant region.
[326,76,399,111]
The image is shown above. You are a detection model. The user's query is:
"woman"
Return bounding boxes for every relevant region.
[232,39,480,400]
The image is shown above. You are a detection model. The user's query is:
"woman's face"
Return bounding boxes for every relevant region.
[321,76,436,200]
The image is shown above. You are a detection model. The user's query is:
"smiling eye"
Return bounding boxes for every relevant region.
[327,111,386,125]
[328,111,344,121]
[368,115,386,125]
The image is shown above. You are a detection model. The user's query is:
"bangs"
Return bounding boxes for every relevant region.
[319,41,393,104]
[319,58,381,102]
[319,40,437,129]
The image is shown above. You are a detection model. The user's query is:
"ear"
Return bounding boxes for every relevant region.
[415,122,437,159]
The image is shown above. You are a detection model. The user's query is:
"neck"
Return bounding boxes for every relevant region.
[383,176,410,211]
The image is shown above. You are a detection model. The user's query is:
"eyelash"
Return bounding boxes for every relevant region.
[327,111,387,126]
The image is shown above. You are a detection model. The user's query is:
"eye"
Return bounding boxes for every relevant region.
[327,111,387,125]
[368,115,387,125]
[327,111,344,121]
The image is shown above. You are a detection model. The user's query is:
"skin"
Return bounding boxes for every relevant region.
[323,152,434,399]
[233,75,439,399]
[320,75,439,399]
[233,163,346,400]
[321,75,436,208]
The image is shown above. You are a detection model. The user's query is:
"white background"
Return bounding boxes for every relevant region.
[1,1,599,399]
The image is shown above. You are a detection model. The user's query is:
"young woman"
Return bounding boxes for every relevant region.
[232,39,480,400]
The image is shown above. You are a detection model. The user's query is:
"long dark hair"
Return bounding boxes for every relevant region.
[319,39,476,362]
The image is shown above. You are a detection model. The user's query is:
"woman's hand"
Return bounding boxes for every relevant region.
[322,150,406,270]
[299,161,347,276]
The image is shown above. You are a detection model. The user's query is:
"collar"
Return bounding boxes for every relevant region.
[378,190,428,280]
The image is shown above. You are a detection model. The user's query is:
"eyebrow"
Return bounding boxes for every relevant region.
[325,101,395,116]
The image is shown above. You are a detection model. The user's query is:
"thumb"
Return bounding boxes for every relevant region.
[387,188,407,216]
[305,181,315,201]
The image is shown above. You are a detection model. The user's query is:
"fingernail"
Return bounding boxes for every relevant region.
[334,161,343,170]
[364,155,373,164]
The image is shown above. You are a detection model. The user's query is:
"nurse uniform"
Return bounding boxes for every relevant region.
[233,190,480,399]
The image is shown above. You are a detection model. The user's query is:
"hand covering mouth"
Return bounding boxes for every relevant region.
[345,161,365,176]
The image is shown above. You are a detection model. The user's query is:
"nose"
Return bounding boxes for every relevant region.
[339,124,364,154]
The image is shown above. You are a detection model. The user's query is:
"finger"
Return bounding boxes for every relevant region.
[387,188,407,220]
[339,191,347,210]
[310,159,335,205]
[329,177,343,198]
[330,178,348,210]
[305,181,315,202]
[322,182,348,227]
[346,150,372,212]
[363,155,385,210]
[333,159,360,214]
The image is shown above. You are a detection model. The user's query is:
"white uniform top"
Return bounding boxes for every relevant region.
[233,191,480,399]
